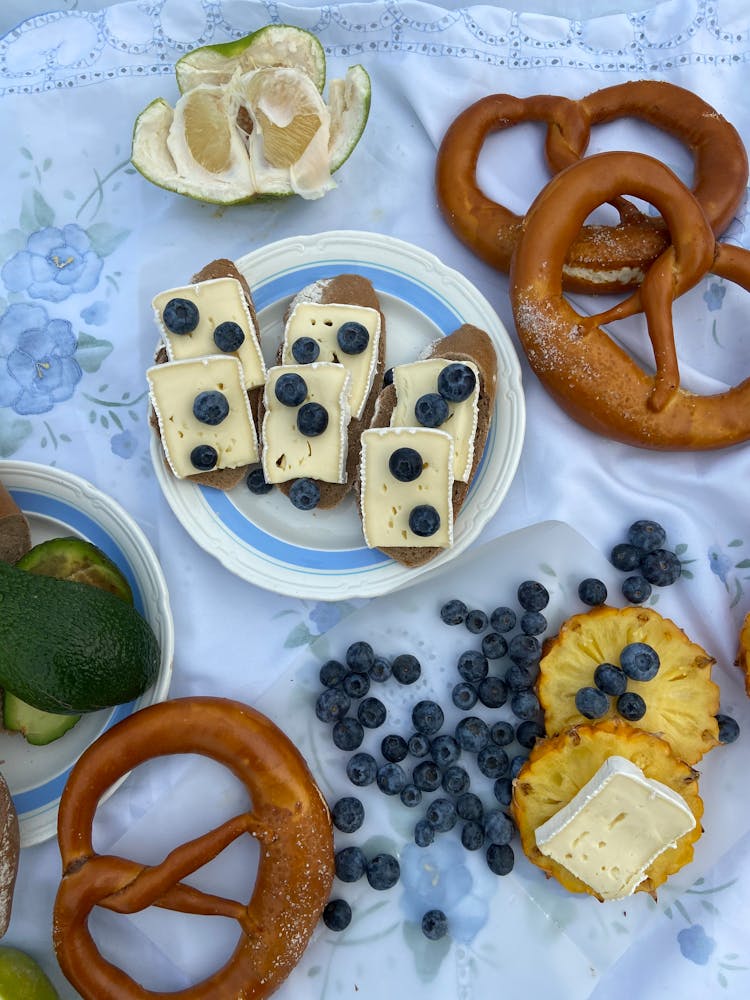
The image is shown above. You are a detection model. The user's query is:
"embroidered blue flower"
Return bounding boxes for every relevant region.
[708,547,733,585]
[399,840,489,944]
[702,281,726,312]
[677,924,716,965]
[111,429,137,459]
[2,224,102,302]
[0,302,82,415]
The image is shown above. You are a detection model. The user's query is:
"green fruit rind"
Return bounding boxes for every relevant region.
[329,64,371,173]
[0,561,160,715]
[0,947,59,1000]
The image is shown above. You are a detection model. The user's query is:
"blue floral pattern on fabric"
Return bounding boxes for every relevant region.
[2,224,103,302]
[0,302,81,414]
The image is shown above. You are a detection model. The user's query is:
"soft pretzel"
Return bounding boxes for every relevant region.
[53,697,334,999]
[436,82,748,293]
[510,150,750,450]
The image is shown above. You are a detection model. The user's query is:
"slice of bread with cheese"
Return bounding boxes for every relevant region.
[359,324,498,566]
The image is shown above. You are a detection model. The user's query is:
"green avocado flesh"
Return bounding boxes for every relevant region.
[15,536,133,604]
[0,560,160,714]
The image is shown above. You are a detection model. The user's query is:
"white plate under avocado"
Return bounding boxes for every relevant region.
[0,461,173,847]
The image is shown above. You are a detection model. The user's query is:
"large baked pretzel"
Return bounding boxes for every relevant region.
[53,697,334,999]
[510,150,750,450]
[436,82,748,293]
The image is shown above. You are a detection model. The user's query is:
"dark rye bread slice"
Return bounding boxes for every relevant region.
[149,258,262,491]
[258,273,387,510]
[360,324,498,567]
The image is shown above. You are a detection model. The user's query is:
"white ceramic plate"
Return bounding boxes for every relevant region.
[0,461,174,847]
[151,231,525,600]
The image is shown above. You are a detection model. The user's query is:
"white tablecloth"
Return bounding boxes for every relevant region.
[2,1,750,996]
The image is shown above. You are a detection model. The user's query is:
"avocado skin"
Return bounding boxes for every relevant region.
[0,560,161,714]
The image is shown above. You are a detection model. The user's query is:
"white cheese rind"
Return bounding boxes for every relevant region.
[390,358,479,482]
[147,355,259,478]
[261,363,351,485]
[534,755,696,900]
[281,302,380,420]
[153,277,266,390]
[360,427,454,549]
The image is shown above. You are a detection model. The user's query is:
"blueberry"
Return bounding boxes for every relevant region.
[323,898,352,931]
[717,713,740,744]
[369,656,392,682]
[482,631,508,659]
[627,519,666,552]
[319,659,347,688]
[346,752,377,786]
[461,821,485,852]
[575,686,609,720]
[389,447,423,482]
[489,720,515,746]
[414,392,449,427]
[274,371,307,406]
[412,760,442,792]
[490,606,517,633]
[610,542,643,571]
[377,762,407,796]
[382,367,394,387]
[640,549,682,586]
[594,662,627,696]
[493,778,513,806]
[508,634,541,667]
[517,580,549,612]
[515,720,545,749]
[620,642,660,681]
[477,745,509,779]
[162,297,199,334]
[337,321,369,355]
[193,390,229,425]
[425,797,458,832]
[381,734,409,763]
[616,691,647,721]
[331,796,365,833]
[297,401,328,436]
[421,909,449,940]
[440,598,468,625]
[431,734,461,768]
[409,504,441,538]
[346,641,375,673]
[408,732,431,758]
[452,682,478,710]
[213,320,245,352]
[457,650,489,684]
[578,578,608,607]
[442,764,471,795]
[505,663,537,691]
[486,842,515,876]
[291,336,319,364]
[456,792,484,822]
[414,819,435,847]
[465,609,489,634]
[392,653,421,684]
[335,846,367,882]
[412,700,445,736]
[521,611,547,636]
[622,575,652,604]
[509,753,528,778]
[315,687,350,723]
[511,689,540,721]
[437,362,476,402]
[366,853,400,890]
[343,672,370,699]
[358,696,387,729]
[289,478,320,511]
[478,676,508,709]
[332,717,364,751]
[400,783,423,808]
[190,444,218,471]
[246,467,272,493]
[484,809,515,845]
[455,716,490,753]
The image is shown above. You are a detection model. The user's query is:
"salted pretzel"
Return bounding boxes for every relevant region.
[436,82,748,293]
[510,150,750,450]
[53,697,334,1000]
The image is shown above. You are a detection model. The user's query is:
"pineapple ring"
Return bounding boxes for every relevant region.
[512,719,703,899]
[538,605,719,764]
[736,611,750,697]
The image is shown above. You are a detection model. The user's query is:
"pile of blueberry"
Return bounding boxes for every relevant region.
[575,641,660,722]
[609,519,683,604]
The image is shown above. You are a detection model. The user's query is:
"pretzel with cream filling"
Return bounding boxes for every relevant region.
[510,150,750,450]
[53,697,334,1000]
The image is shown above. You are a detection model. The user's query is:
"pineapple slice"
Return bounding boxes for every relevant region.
[736,612,750,697]
[538,606,719,764]
[512,719,704,899]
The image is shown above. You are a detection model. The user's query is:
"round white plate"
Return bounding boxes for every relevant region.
[1,461,174,847]
[151,231,525,600]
